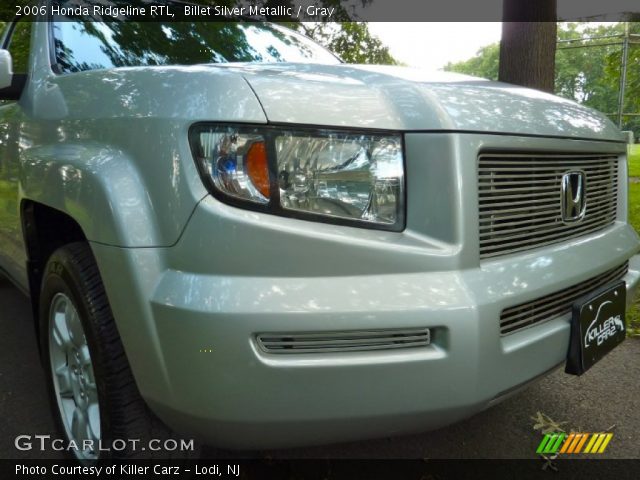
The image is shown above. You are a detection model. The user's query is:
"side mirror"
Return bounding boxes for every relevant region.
[0,50,13,90]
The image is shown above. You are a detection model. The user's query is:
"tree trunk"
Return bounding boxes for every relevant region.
[499,0,557,93]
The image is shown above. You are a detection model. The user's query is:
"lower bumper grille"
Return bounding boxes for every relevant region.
[500,262,628,335]
[256,328,431,354]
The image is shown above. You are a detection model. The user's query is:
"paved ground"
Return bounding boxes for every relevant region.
[1,274,639,460]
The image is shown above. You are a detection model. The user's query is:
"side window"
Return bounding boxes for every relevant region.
[6,21,32,74]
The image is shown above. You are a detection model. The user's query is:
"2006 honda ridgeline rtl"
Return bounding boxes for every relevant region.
[0,3,638,461]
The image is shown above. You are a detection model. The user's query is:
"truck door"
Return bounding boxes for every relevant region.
[0,20,31,288]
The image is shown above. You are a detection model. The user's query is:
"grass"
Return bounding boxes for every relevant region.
[626,152,640,335]
[629,144,640,177]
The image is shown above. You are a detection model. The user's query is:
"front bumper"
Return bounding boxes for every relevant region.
[91,221,640,449]
[90,134,640,449]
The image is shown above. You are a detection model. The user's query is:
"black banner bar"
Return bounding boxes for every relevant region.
[3,459,640,480]
[1,0,640,23]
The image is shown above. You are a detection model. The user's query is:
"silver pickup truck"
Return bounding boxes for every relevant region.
[1,2,639,461]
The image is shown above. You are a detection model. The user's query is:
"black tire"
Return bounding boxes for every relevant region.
[39,242,198,460]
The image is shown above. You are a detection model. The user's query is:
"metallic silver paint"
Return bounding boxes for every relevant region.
[89,134,640,448]
[231,63,625,140]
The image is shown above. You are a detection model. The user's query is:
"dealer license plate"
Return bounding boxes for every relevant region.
[565,281,626,376]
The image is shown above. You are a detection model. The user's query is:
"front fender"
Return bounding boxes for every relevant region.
[20,143,167,247]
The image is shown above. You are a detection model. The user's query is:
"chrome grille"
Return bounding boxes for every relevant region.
[479,153,619,259]
[500,262,628,335]
[256,328,431,354]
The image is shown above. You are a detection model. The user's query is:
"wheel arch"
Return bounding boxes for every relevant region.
[20,144,161,248]
[21,200,88,345]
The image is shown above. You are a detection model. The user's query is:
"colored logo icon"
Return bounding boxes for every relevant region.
[537,432,613,455]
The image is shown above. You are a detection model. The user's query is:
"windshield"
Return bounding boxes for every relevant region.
[51,20,340,74]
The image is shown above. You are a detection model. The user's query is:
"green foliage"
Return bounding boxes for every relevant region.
[629,144,640,177]
[626,181,640,335]
[197,0,396,65]
[556,23,640,134]
[0,19,31,74]
[444,43,500,80]
[298,22,396,65]
[6,22,32,73]
[627,300,640,336]
[624,143,640,336]
[445,22,640,136]
[0,1,26,24]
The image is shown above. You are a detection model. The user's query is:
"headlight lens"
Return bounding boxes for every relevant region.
[192,126,270,204]
[190,125,405,230]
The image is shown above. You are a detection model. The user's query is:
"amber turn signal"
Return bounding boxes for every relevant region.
[245,141,270,198]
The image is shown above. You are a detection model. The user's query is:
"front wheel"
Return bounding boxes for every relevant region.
[39,242,195,460]
[47,289,101,461]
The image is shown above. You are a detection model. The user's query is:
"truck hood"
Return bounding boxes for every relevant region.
[222,63,623,142]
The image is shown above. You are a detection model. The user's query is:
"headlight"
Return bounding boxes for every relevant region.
[190,125,405,230]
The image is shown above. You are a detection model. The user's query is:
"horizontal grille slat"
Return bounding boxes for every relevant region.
[480,203,616,233]
[502,265,625,319]
[479,204,616,224]
[479,179,615,192]
[480,221,614,255]
[479,199,615,219]
[479,154,617,160]
[500,262,628,335]
[480,185,617,203]
[479,210,616,240]
[480,190,615,210]
[479,174,609,186]
[480,169,614,175]
[478,153,619,259]
[256,328,431,354]
[260,334,429,347]
[479,182,615,198]
[480,199,616,220]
